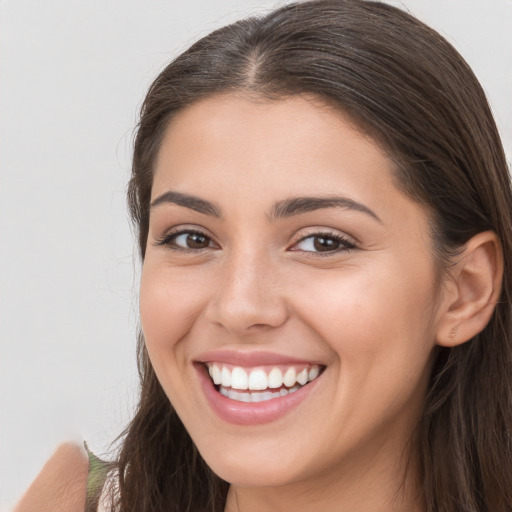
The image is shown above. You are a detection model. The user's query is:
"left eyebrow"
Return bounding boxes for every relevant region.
[269,196,382,223]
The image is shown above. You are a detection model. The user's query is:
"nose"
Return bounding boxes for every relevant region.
[205,249,289,335]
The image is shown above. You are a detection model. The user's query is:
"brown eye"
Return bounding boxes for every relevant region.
[184,232,210,249]
[313,236,341,252]
[292,232,356,254]
[155,230,216,251]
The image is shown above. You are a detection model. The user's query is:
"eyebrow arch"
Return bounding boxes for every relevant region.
[150,190,381,223]
[269,196,382,223]
[150,191,221,217]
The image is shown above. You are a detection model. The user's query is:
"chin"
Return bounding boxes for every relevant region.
[192,431,318,488]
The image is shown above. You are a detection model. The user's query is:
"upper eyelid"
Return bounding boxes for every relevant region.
[158,224,213,239]
[292,227,356,244]
[287,228,358,255]
[292,233,355,247]
[154,226,217,248]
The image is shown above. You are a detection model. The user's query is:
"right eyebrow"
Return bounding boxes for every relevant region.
[150,191,221,218]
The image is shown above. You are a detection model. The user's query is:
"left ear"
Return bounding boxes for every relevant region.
[436,230,503,347]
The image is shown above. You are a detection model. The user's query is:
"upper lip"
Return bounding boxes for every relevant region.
[195,349,323,367]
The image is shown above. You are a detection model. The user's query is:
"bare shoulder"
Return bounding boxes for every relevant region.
[14,442,89,512]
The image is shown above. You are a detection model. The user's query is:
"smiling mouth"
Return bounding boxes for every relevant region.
[205,363,324,403]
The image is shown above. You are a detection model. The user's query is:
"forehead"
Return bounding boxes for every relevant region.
[153,94,395,201]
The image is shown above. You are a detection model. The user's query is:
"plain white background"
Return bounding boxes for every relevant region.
[1,1,511,508]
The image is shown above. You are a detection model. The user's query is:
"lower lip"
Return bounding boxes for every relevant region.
[196,365,320,426]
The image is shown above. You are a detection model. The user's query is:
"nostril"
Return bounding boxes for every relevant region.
[205,295,288,333]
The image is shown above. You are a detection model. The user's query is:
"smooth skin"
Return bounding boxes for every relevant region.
[141,94,502,512]
[17,94,502,512]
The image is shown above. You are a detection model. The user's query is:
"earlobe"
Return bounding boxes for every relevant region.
[436,231,503,348]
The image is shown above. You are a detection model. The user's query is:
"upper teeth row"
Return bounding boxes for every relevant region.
[206,363,321,391]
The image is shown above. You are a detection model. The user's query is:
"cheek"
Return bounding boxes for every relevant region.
[295,261,438,370]
[138,263,215,419]
[139,264,208,361]
[292,266,438,450]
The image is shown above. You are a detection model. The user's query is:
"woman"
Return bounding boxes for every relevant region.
[16,0,512,511]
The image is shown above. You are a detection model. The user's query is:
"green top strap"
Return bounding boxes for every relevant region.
[84,442,110,512]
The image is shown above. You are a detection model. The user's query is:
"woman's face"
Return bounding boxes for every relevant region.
[140,94,445,489]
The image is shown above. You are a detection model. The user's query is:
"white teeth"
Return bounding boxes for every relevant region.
[262,391,279,401]
[207,362,323,399]
[296,368,308,385]
[268,367,283,388]
[231,366,248,390]
[283,367,296,387]
[221,366,231,387]
[308,365,320,381]
[251,392,263,402]
[218,386,297,402]
[239,392,250,402]
[248,369,268,390]
[210,364,222,385]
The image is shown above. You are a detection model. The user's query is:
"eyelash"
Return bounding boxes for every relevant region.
[154,229,357,255]
[292,231,357,256]
[154,229,217,253]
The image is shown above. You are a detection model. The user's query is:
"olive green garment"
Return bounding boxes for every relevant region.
[84,442,110,512]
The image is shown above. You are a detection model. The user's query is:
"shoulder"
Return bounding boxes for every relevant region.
[14,442,89,512]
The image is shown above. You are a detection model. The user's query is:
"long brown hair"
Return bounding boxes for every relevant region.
[109,1,512,511]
